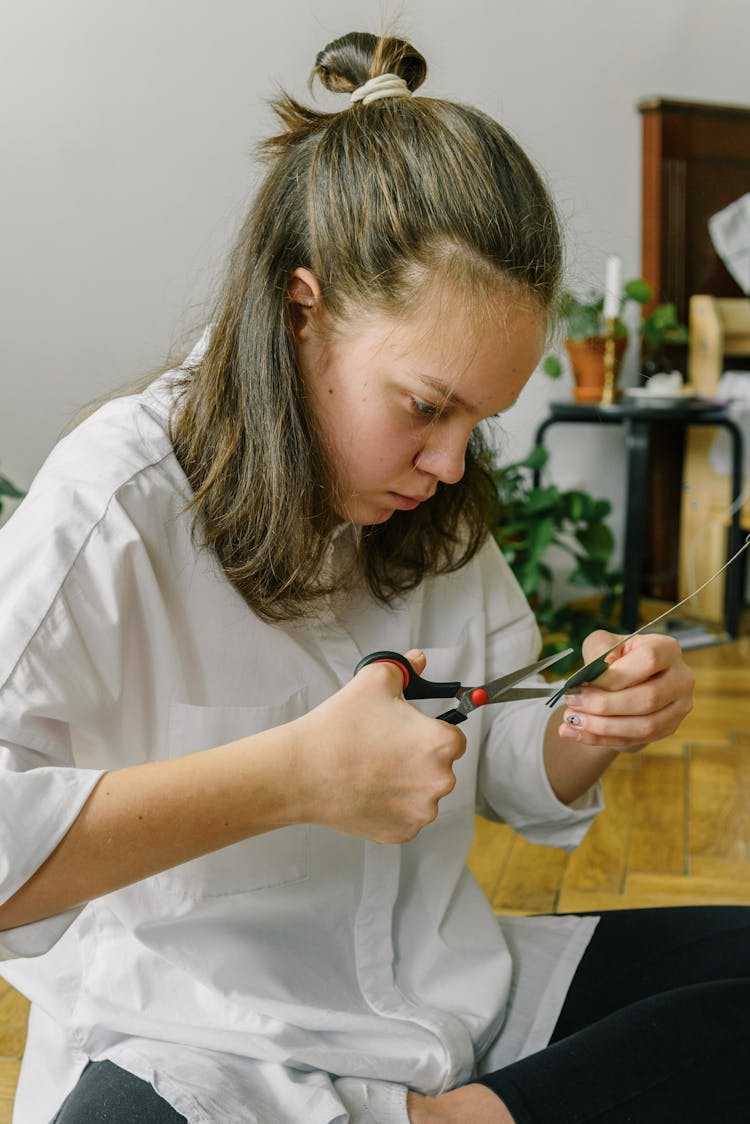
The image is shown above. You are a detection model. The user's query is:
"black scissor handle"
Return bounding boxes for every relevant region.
[353,650,461,702]
[435,707,468,725]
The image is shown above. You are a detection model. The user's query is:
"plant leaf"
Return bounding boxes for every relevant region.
[577,522,614,562]
[520,445,549,472]
[624,278,653,304]
[0,474,24,500]
[542,355,563,378]
[525,517,557,561]
[524,488,560,516]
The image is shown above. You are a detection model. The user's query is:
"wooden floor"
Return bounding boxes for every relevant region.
[2,637,750,1120]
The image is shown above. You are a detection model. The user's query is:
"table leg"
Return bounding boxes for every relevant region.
[722,416,745,638]
[621,420,650,633]
[532,418,556,488]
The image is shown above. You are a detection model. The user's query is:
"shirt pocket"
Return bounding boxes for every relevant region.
[156,690,310,898]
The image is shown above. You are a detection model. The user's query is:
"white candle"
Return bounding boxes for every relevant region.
[603,255,622,320]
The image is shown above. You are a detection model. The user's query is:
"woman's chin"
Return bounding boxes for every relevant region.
[340,499,397,525]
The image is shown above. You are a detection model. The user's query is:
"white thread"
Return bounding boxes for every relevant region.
[565,531,750,689]
[638,532,750,636]
[350,73,412,107]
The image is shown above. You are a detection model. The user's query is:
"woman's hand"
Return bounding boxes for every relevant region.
[290,650,467,844]
[407,1086,515,1123]
[543,629,694,806]
[559,630,695,751]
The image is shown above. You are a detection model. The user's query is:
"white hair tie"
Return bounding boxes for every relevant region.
[350,73,412,107]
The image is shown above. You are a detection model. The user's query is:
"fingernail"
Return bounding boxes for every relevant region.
[565,694,583,707]
[565,712,584,728]
[559,725,580,740]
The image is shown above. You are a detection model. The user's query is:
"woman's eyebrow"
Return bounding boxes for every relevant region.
[416,374,472,410]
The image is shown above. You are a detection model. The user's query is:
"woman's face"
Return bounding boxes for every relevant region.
[294,278,546,525]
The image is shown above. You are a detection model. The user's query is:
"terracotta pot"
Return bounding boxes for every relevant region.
[565,336,627,403]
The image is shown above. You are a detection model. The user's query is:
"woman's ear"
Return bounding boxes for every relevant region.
[287,268,323,340]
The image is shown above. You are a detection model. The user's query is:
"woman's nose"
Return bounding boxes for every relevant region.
[415,433,467,485]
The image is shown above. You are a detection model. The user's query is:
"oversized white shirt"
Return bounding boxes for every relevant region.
[0,368,601,1123]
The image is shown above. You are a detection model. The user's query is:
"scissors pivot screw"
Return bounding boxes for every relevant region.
[470,688,489,707]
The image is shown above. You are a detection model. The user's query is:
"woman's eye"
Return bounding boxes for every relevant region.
[412,398,440,418]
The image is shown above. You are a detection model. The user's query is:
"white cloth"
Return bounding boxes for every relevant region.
[0,364,601,1123]
[709,192,750,295]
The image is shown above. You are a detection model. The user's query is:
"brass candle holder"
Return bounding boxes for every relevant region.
[600,316,619,405]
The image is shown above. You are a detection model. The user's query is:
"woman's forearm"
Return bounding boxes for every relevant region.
[0,724,305,932]
[0,657,465,933]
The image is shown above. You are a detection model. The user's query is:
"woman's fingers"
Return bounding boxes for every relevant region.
[581,631,678,689]
[561,631,694,751]
[404,647,427,676]
[562,696,688,749]
[565,671,687,718]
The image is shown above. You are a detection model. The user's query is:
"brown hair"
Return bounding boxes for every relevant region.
[171,30,562,621]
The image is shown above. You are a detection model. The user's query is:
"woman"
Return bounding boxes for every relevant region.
[0,29,737,1124]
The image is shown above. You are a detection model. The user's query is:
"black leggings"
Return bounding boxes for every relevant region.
[51,1059,187,1123]
[51,907,750,1122]
[479,905,750,1122]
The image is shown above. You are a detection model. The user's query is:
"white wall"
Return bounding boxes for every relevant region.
[2,0,749,549]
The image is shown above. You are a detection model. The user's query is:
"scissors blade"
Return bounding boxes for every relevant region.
[496,686,558,701]
[479,647,574,704]
[455,648,573,718]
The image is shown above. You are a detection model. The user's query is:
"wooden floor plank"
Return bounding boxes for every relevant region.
[0,990,29,1060]
[491,836,568,915]
[628,755,687,875]
[0,1060,21,1124]
[659,701,741,746]
[561,766,635,893]
[641,735,694,757]
[625,871,750,904]
[727,732,749,781]
[690,855,750,882]
[556,890,715,913]
[689,744,749,861]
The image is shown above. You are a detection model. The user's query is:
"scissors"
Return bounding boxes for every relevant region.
[353,648,573,725]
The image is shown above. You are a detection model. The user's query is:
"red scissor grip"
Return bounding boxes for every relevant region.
[374,658,410,692]
[353,651,412,692]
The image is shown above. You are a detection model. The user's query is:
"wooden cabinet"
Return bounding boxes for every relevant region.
[639,97,750,321]
[638,98,750,616]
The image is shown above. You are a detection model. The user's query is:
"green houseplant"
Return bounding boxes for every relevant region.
[639,300,690,379]
[542,278,688,397]
[488,445,623,672]
[0,471,24,521]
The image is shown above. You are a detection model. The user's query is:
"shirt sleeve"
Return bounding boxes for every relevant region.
[0,434,145,958]
[474,540,603,849]
[0,586,109,958]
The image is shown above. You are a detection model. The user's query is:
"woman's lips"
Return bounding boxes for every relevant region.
[388,492,433,510]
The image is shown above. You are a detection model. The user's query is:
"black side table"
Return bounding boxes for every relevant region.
[533,400,745,636]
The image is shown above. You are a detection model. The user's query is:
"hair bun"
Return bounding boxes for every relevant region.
[313,31,427,96]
